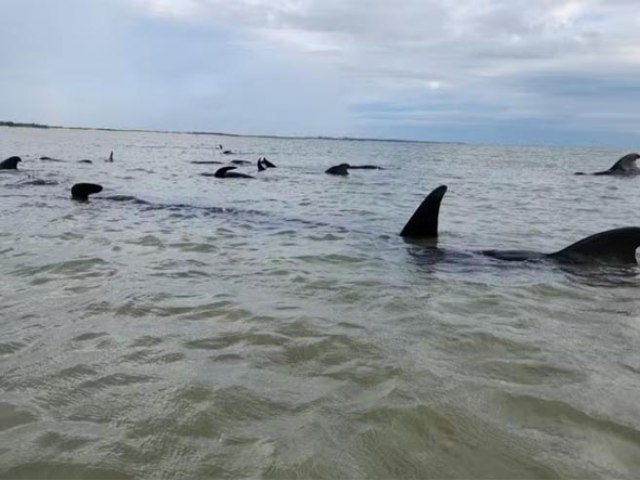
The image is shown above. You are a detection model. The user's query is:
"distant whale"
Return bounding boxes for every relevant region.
[0,156,22,169]
[191,160,223,165]
[71,183,103,201]
[204,166,254,179]
[230,159,252,165]
[325,163,350,175]
[575,153,640,176]
[78,159,93,164]
[401,185,640,265]
[40,156,65,162]
[106,151,114,163]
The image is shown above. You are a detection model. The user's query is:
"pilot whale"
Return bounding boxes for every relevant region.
[575,153,640,176]
[0,156,22,169]
[202,166,254,179]
[401,185,640,265]
[71,183,103,201]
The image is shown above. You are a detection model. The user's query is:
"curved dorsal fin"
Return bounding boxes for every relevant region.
[214,166,237,178]
[400,185,447,239]
[549,227,640,264]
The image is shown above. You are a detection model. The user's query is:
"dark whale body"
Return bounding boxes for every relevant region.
[191,160,223,165]
[71,183,103,201]
[575,153,640,176]
[401,185,640,265]
[231,159,252,165]
[326,163,350,175]
[0,156,22,169]
[78,159,93,164]
[205,166,254,179]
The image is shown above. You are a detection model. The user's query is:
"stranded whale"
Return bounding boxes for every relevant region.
[326,163,350,175]
[575,153,640,176]
[203,166,254,179]
[401,185,640,265]
[71,183,103,201]
[0,156,22,169]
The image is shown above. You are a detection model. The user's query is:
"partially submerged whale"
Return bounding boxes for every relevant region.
[401,185,640,265]
[204,166,254,179]
[257,159,266,172]
[71,183,103,201]
[326,163,382,174]
[0,156,22,169]
[575,153,640,176]
[326,163,350,175]
[230,159,252,165]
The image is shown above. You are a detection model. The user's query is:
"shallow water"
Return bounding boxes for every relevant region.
[1,126,639,479]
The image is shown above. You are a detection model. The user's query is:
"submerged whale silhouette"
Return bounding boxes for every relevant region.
[401,185,640,265]
[575,153,640,176]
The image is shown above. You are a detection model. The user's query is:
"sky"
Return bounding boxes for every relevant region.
[1,0,639,147]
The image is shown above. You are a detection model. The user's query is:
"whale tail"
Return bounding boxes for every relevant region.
[257,158,265,171]
[549,227,640,264]
[262,157,276,168]
[71,183,103,201]
[400,185,447,239]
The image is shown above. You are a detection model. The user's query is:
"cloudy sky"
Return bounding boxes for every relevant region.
[1,0,639,146]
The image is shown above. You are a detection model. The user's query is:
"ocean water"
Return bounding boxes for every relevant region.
[1,126,639,479]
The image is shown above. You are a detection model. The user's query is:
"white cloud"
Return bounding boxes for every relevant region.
[2,0,640,144]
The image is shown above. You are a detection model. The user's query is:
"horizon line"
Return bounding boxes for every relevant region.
[0,120,464,146]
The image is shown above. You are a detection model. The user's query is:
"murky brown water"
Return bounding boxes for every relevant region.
[1,127,639,479]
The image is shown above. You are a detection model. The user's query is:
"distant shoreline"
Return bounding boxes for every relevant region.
[0,120,462,145]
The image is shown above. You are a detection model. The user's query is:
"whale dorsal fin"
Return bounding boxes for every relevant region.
[549,227,640,264]
[609,153,640,172]
[400,185,447,239]
[215,166,237,177]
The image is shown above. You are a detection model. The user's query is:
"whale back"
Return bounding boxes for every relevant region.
[400,185,447,239]
[214,166,237,178]
[325,163,350,175]
[609,153,640,172]
[548,227,640,264]
[71,183,103,201]
[0,156,22,169]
